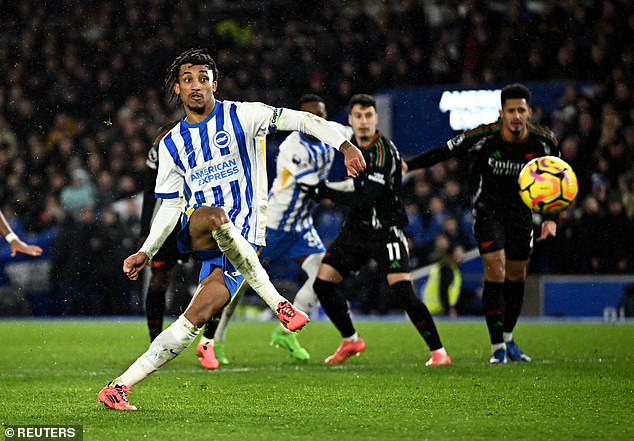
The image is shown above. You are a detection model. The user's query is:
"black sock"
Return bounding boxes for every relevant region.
[145,286,167,341]
[482,281,504,345]
[503,280,525,334]
[392,280,443,351]
[203,311,223,340]
[313,278,356,338]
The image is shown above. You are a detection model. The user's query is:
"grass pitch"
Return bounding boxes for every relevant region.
[0,318,632,440]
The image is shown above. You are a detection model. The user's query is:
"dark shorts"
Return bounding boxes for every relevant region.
[151,227,188,271]
[472,205,533,260]
[322,226,410,278]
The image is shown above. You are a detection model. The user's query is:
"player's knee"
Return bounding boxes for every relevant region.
[505,260,528,281]
[316,263,343,283]
[197,206,230,231]
[191,206,228,229]
[483,264,505,283]
[387,272,410,286]
[189,207,230,249]
[390,279,418,307]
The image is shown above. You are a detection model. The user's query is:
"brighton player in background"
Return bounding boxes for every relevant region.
[405,83,559,364]
[306,94,452,367]
[0,210,43,257]
[97,48,365,410]
[196,94,352,366]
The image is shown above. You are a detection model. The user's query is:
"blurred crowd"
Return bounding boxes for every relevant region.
[0,0,632,315]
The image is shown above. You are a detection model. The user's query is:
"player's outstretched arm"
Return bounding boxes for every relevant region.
[405,144,452,172]
[275,108,366,176]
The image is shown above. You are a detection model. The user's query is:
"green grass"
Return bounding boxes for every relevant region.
[0,318,632,440]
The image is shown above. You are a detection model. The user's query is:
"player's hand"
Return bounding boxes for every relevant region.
[298,182,321,201]
[538,220,557,241]
[339,141,366,177]
[401,159,408,175]
[123,251,150,280]
[9,240,43,257]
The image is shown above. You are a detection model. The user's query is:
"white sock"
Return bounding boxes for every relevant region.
[491,342,506,352]
[114,315,200,387]
[212,223,285,311]
[503,332,513,342]
[214,280,247,342]
[432,347,447,355]
[293,252,322,315]
[199,335,214,346]
[344,333,359,342]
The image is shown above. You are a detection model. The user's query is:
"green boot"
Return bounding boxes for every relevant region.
[270,328,310,362]
[214,340,230,365]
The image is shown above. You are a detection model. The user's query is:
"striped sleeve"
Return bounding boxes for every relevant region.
[154,136,185,199]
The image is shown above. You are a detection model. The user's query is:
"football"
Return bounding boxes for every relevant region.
[518,156,578,215]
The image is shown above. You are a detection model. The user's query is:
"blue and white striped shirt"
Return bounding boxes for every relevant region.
[155,100,274,245]
[267,123,351,232]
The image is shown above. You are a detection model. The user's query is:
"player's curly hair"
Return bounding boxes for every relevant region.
[163,48,219,103]
[501,83,531,106]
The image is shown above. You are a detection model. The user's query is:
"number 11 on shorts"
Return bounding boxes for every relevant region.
[386,242,401,261]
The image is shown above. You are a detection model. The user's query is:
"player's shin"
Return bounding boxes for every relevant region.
[200,311,222,345]
[145,282,167,341]
[212,223,286,311]
[393,280,443,351]
[214,284,245,342]
[293,252,324,316]
[313,278,356,338]
[503,279,525,334]
[115,315,200,387]
[482,281,505,345]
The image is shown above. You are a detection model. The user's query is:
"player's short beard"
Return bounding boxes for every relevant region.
[187,101,206,115]
[358,134,371,144]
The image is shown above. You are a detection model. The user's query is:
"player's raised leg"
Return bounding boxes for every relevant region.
[190,207,309,332]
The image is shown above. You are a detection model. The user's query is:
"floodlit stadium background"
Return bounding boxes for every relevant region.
[0,0,633,319]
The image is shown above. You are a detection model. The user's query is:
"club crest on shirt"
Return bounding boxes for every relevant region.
[213,130,232,149]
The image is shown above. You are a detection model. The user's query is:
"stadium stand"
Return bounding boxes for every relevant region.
[0,0,632,315]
